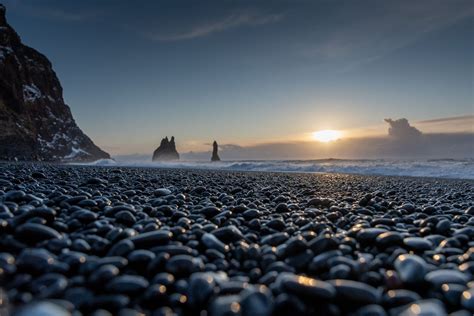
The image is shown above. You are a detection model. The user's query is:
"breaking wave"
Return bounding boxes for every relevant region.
[81,158,474,180]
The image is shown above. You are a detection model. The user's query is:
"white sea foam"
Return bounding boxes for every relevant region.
[79,158,474,180]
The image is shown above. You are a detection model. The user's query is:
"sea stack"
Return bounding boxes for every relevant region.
[152,136,180,161]
[0,4,109,162]
[211,140,220,162]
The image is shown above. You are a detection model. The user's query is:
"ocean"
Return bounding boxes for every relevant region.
[85,158,474,180]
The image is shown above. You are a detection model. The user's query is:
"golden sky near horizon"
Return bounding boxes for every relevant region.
[99,115,474,155]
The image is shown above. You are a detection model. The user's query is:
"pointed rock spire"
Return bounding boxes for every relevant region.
[211,140,221,162]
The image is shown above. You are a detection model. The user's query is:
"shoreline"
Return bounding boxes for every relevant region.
[76,159,474,181]
[2,160,474,182]
[2,157,474,180]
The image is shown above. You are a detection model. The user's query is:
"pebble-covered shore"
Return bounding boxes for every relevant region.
[1,163,474,316]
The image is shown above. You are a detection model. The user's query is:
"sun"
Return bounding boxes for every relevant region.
[312,130,342,142]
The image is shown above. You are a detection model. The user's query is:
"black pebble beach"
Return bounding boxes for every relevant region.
[1,162,474,316]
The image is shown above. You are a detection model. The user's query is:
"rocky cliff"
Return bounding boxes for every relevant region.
[152,136,180,161]
[0,4,109,161]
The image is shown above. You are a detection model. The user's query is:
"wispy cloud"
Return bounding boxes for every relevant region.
[418,115,474,124]
[305,0,474,70]
[416,115,474,133]
[143,11,283,41]
[32,8,99,22]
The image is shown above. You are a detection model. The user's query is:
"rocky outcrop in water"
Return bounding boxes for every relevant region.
[152,136,180,161]
[0,4,109,162]
[211,140,220,162]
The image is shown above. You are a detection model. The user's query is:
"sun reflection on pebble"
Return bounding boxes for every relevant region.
[230,302,240,313]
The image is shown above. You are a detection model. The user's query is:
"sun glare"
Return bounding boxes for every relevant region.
[312,130,342,142]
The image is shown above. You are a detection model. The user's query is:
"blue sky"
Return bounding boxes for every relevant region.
[3,0,473,155]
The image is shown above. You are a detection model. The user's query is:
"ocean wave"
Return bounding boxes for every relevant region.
[78,158,474,180]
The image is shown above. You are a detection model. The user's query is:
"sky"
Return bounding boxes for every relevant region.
[2,0,473,157]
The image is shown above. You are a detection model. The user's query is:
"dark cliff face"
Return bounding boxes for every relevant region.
[152,136,180,161]
[0,5,110,162]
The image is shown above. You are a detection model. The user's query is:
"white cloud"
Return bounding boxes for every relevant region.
[143,11,284,41]
[384,118,422,139]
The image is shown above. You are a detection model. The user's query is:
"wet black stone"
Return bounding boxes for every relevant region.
[16,249,56,274]
[14,302,71,316]
[243,209,260,220]
[461,288,474,312]
[202,233,229,253]
[240,286,273,316]
[31,172,47,179]
[90,294,130,311]
[282,237,307,257]
[0,252,16,274]
[396,299,446,316]
[166,255,203,277]
[4,190,26,202]
[89,264,120,286]
[87,177,107,185]
[106,274,149,294]
[441,283,465,306]
[143,284,169,307]
[383,289,421,308]
[273,293,308,316]
[72,209,98,223]
[376,232,403,249]
[150,245,193,256]
[127,249,155,268]
[115,210,137,226]
[72,239,91,253]
[403,237,433,251]
[278,273,336,300]
[129,230,172,248]
[356,304,387,316]
[209,295,241,316]
[425,269,469,287]
[30,273,68,298]
[275,203,289,213]
[15,223,61,243]
[64,287,94,310]
[308,235,339,255]
[261,232,289,246]
[107,239,135,257]
[154,188,172,197]
[357,228,387,244]
[436,219,451,234]
[266,219,286,231]
[146,252,170,276]
[188,272,216,307]
[30,206,56,222]
[95,256,129,270]
[212,225,244,243]
[329,279,380,305]
[200,206,221,219]
[394,254,427,285]
[309,250,342,273]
